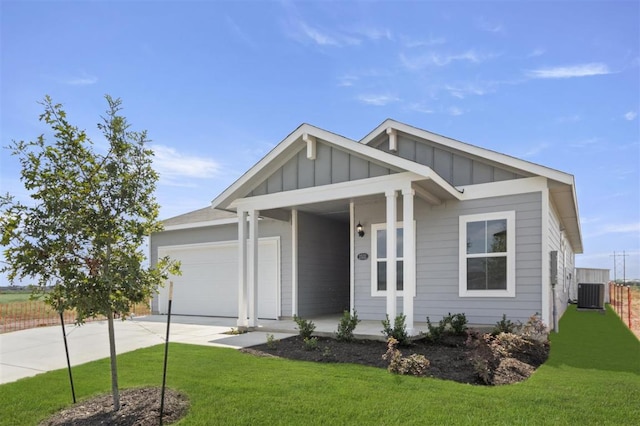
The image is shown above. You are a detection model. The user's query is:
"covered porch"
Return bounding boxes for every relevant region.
[232,171,461,334]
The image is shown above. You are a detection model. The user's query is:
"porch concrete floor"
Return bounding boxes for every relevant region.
[140,314,492,341]
[255,315,433,341]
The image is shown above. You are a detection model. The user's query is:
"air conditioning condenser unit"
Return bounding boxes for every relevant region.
[577,283,605,310]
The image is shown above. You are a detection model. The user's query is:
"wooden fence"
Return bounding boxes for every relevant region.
[0,300,151,334]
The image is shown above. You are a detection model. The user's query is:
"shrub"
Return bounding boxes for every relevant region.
[493,314,516,335]
[381,314,410,346]
[425,316,445,342]
[336,309,360,342]
[448,313,468,335]
[517,313,549,342]
[303,337,318,351]
[266,333,278,350]
[382,337,430,376]
[293,315,316,339]
[425,312,468,342]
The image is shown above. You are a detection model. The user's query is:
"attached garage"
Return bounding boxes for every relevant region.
[157,237,280,319]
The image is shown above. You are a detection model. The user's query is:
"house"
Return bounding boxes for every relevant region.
[150,119,582,333]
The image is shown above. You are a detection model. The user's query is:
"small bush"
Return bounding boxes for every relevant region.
[336,309,360,342]
[293,315,316,339]
[517,312,548,342]
[303,336,318,351]
[425,312,468,342]
[448,313,468,335]
[382,337,430,376]
[266,333,278,350]
[381,314,410,346]
[493,314,516,335]
[425,316,445,342]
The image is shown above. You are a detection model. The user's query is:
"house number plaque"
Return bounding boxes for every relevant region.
[357,253,369,260]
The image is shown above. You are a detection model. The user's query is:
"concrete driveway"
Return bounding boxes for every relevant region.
[0,315,294,385]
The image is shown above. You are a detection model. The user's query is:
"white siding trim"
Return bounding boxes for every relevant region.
[164,218,238,231]
[291,209,298,316]
[541,188,551,327]
[458,176,547,200]
[458,211,516,298]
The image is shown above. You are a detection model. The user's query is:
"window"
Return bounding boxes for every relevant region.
[459,211,515,297]
[372,223,403,296]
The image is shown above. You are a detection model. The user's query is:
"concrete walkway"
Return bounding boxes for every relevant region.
[0,315,294,385]
[0,313,440,385]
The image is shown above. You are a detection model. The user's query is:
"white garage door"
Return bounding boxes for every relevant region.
[157,238,279,319]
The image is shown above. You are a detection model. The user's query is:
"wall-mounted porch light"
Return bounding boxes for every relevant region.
[356,222,365,238]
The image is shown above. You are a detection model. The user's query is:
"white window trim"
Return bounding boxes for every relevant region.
[371,221,411,297]
[459,211,516,298]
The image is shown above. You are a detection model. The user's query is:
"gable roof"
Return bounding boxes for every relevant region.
[211,122,462,210]
[211,119,582,253]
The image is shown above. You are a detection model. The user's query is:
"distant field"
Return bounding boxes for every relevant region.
[0,291,35,304]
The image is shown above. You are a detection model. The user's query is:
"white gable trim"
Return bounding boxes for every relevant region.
[230,172,458,212]
[458,176,548,200]
[163,218,238,231]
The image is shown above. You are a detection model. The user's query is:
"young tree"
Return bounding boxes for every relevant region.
[0,95,179,411]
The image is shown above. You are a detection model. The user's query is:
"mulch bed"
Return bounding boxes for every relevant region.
[246,334,482,384]
[39,387,189,426]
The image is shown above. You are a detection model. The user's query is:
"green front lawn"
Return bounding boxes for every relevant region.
[2,305,639,425]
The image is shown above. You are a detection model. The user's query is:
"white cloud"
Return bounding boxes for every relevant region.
[354,26,393,41]
[65,75,98,86]
[152,145,221,183]
[624,111,637,121]
[556,114,581,123]
[400,50,492,70]
[526,63,611,79]
[407,103,434,114]
[300,21,340,46]
[225,15,256,48]
[527,48,546,57]
[587,222,640,238]
[448,106,464,116]
[357,94,400,106]
[477,17,504,34]
[445,83,492,99]
[521,142,550,158]
[402,36,446,48]
[338,74,358,87]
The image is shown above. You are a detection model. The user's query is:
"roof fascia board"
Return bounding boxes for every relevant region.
[458,176,548,200]
[163,217,239,231]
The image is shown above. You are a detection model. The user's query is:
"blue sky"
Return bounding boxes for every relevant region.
[1,1,638,280]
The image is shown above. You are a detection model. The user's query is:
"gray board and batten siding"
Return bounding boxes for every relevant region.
[249,142,396,197]
[352,191,543,325]
[371,132,530,186]
[248,133,530,197]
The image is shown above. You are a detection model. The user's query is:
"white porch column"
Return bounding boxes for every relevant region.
[291,209,298,316]
[237,210,248,327]
[402,187,415,334]
[386,190,397,320]
[248,210,259,327]
[349,202,355,313]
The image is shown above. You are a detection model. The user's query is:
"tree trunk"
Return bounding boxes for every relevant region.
[107,311,120,411]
